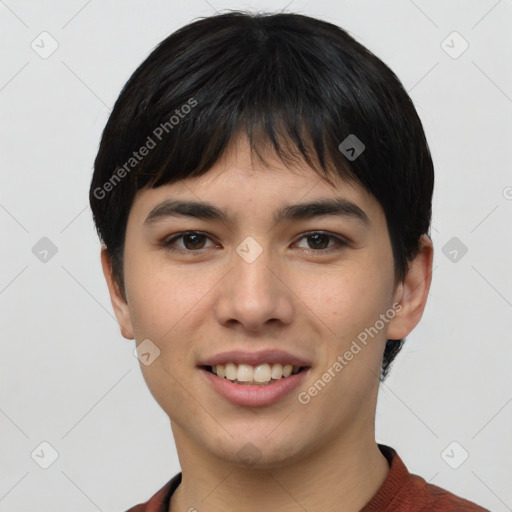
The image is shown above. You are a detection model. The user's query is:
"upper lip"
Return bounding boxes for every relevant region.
[199,349,311,368]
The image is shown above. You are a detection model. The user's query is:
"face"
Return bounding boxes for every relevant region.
[103,135,429,468]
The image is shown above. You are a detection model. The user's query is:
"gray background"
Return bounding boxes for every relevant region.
[1,0,511,510]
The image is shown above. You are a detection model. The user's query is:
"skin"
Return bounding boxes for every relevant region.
[102,134,433,512]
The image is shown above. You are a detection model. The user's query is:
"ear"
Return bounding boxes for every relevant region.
[100,246,134,340]
[387,234,434,340]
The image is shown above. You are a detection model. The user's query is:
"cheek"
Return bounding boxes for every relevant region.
[298,260,392,338]
[124,249,213,339]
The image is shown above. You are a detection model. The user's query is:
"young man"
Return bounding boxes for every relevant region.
[89,11,488,512]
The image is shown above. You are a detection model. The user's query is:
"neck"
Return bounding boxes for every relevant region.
[168,426,389,512]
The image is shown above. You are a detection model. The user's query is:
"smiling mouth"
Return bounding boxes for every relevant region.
[201,363,309,386]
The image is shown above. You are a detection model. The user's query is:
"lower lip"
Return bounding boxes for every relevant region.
[200,367,310,407]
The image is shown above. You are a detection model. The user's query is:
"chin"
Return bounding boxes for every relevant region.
[209,432,310,470]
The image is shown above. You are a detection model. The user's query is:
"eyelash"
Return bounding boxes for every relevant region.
[161,231,348,256]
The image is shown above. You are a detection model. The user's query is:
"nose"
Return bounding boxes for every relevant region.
[214,243,295,333]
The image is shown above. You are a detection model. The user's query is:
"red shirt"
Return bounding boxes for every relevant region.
[125,445,489,511]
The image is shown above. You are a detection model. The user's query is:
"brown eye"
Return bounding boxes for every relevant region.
[180,233,207,250]
[294,232,348,254]
[306,233,330,250]
[162,231,217,253]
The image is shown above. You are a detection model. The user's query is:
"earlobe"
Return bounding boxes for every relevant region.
[100,246,135,340]
[387,235,434,340]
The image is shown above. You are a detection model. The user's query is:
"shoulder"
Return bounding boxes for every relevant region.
[123,473,182,512]
[365,445,489,512]
[124,505,146,512]
[407,473,489,511]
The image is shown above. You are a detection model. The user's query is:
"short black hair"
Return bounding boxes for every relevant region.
[89,10,434,380]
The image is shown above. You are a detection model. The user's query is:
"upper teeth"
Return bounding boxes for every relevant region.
[212,363,301,383]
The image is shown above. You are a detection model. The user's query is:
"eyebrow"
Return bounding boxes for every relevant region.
[143,198,370,227]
